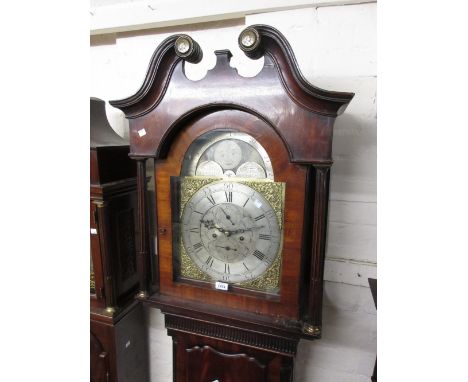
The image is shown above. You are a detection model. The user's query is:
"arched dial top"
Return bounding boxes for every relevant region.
[181,130,274,180]
[177,129,283,291]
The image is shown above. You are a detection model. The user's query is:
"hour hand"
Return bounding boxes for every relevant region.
[200,219,228,234]
[200,219,220,230]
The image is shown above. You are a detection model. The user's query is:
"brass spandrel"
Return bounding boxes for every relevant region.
[238,179,284,230]
[180,176,220,217]
[180,242,211,282]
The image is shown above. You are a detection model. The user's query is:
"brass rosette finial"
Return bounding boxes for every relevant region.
[238,26,263,59]
[174,34,203,63]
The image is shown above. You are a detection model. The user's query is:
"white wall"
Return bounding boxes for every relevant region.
[90,2,377,381]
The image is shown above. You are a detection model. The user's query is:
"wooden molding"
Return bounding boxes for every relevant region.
[136,159,150,296]
[166,314,299,356]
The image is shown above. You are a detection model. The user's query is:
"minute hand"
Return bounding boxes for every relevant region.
[229,226,265,235]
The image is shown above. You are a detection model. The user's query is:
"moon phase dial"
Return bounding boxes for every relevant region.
[181,180,283,284]
[213,140,242,170]
[184,131,275,180]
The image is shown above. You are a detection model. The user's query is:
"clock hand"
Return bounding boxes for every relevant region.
[218,206,235,225]
[200,219,223,231]
[215,245,237,251]
[200,219,233,236]
[228,225,266,235]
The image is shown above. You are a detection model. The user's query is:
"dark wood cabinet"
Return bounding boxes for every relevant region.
[90,98,149,382]
[90,98,139,314]
[91,331,110,382]
[109,25,354,381]
[91,304,149,382]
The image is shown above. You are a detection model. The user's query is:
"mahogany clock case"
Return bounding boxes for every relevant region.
[108,24,354,381]
[110,25,353,334]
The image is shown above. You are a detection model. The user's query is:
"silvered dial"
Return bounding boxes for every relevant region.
[181,181,281,283]
[183,131,274,180]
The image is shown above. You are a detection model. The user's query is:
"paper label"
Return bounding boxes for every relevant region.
[90,228,97,235]
[138,128,146,137]
[215,281,228,291]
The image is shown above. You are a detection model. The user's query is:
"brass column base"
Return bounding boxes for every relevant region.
[105,306,116,315]
[137,290,149,298]
[302,323,321,337]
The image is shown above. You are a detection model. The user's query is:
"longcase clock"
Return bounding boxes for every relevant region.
[110,25,354,381]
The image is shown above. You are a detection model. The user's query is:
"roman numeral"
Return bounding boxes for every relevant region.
[193,242,203,252]
[254,214,265,221]
[206,195,216,205]
[243,198,249,207]
[193,210,203,215]
[225,191,233,202]
[243,262,249,271]
[189,227,200,233]
[205,256,214,267]
[224,263,230,274]
[259,234,271,240]
[252,250,265,261]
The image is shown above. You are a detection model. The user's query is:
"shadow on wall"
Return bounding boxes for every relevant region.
[294,288,377,381]
[330,112,377,196]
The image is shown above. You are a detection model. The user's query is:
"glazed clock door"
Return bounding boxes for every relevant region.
[153,108,308,320]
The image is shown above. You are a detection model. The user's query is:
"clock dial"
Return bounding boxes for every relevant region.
[181,130,274,180]
[181,181,281,283]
